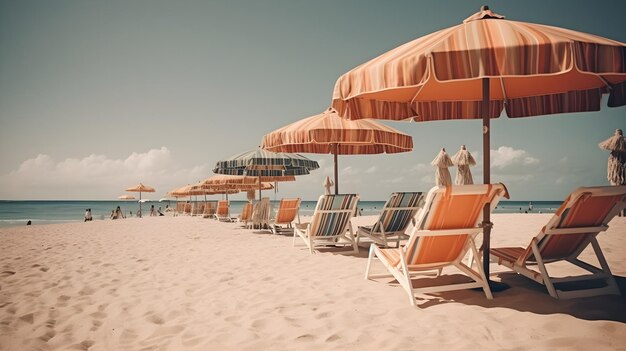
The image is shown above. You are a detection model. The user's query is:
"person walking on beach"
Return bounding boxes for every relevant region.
[150,205,156,216]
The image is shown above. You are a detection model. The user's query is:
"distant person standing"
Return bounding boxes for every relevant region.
[84,208,93,222]
[150,205,156,216]
[116,206,125,219]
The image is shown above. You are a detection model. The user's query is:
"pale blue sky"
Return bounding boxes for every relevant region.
[0,0,624,200]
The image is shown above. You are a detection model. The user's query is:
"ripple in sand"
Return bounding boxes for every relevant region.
[18,313,34,324]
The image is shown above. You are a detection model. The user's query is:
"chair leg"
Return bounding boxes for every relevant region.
[292,230,297,247]
[531,239,559,298]
[365,245,376,279]
[398,251,417,307]
[590,237,621,296]
[470,237,493,299]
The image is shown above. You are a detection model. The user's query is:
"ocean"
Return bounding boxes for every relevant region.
[0,199,562,228]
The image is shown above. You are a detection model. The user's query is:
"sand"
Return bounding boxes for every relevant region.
[1,214,625,350]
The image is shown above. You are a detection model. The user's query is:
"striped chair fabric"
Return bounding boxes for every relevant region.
[294,194,360,254]
[357,192,423,247]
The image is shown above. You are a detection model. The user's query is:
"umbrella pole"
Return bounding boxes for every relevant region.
[333,144,339,195]
[481,78,491,278]
[259,175,262,201]
[481,77,506,292]
[139,191,142,218]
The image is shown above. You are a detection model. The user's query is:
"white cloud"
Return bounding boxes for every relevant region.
[0,147,210,199]
[491,146,539,169]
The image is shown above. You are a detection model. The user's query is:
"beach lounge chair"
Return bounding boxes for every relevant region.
[365,184,509,306]
[214,200,231,222]
[356,192,424,248]
[293,194,360,254]
[184,203,192,215]
[238,202,254,228]
[251,197,272,230]
[202,201,218,218]
[192,202,204,216]
[490,185,626,299]
[269,198,301,234]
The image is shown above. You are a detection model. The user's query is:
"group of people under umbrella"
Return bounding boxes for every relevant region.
[121,6,625,288]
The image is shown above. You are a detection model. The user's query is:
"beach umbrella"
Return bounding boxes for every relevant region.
[323,176,334,195]
[125,183,155,218]
[262,108,413,194]
[599,129,626,186]
[202,174,278,200]
[431,148,453,186]
[331,5,626,281]
[118,195,136,200]
[213,148,319,201]
[452,145,477,185]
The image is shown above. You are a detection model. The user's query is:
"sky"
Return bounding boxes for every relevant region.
[0,0,625,201]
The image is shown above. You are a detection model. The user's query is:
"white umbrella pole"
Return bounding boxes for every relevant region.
[258,175,262,201]
[139,191,142,218]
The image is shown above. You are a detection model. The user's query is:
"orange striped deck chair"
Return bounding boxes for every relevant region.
[183,203,192,215]
[365,184,509,306]
[270,198,301,234]
[238,202,254,228]
[491,186,626,299]
[356,192,424,248]
[202,201,218,218]
[214,200,231,222]
[294,194,359,254]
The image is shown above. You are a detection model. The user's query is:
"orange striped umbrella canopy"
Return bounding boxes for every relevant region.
[331,5,626,283]
[332,6,626,121]
[262,108,412,193]
[262,108,413,154]
[202,175,264,186]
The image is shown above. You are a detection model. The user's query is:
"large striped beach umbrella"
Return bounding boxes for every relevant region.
[331,6,626,283]
[213,149,319,200]
[262,108,413,194]
[125,183,155,218]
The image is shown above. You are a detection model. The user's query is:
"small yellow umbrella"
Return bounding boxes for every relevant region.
[125,183,155,218]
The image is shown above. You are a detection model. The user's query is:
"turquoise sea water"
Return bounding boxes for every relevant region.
[0,199,561,228]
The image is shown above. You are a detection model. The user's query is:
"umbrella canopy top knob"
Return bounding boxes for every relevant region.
[431,148,454,167]
[464,6,506,23]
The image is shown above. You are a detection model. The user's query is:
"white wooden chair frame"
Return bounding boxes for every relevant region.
[293,195,359,254]
[365,184,508,306]
[490,186,626,299]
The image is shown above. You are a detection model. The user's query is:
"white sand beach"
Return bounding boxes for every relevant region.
[1,214,625,351]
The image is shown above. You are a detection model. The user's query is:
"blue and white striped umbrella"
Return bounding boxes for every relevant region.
[213,148,320,200]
